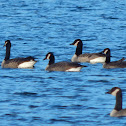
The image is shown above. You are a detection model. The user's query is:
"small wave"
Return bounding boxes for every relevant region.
[14,92,38,97]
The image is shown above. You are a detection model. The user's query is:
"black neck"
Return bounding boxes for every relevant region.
[75,42,83,56]
[105,51,111,63]
[5,44,11,61]
[115,91,122,111]
[48,55,55,65]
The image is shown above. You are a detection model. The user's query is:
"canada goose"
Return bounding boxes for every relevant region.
[102,48,126,68]
[70,39,106,64]
[43,52,87,72]
[106,87,126,117]
[1,40,37,68]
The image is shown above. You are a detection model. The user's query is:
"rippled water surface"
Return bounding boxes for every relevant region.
[0,0,126,126]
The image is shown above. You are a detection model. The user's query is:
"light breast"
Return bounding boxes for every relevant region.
[110,109,118,117]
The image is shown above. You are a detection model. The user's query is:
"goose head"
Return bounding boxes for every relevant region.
[70,39,83,47]
[103,48,110,55]
[106,87,121,96]
[4,40,11,47]
[43,52,54,60]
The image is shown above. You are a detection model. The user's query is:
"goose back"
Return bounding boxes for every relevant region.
[46,61,85,71]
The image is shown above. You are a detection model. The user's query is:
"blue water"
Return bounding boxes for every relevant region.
[0,0,126,125]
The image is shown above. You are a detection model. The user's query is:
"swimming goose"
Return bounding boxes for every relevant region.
[102,48,126,68]
[70,39,106,64]
[106,87,126,117]
[43,52,87,72]
[1,40,37,68]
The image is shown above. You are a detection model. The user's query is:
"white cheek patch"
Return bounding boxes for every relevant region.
[111,89,120,96]
[74,41,79,46]
[104,49,108,54]
[5,42,8,45]
[47,54,51,59]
